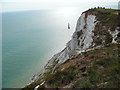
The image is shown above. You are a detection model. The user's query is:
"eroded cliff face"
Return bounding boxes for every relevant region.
[23,8,120,89]
[45,9,120,69]
[45,13,97,68]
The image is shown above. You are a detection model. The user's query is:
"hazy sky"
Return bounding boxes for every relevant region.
[0,0,119,12]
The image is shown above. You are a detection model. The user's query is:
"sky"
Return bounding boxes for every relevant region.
[0,0,119,12]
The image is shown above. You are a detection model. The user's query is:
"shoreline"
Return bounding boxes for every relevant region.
[26,47,67,88]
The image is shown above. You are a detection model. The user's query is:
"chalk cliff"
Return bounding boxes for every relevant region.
[44,8,120,70]
[23,8,120,89]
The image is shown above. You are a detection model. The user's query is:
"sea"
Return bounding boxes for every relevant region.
[2,9,81,88]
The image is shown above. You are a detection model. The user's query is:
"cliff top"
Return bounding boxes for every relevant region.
[83,7,120,15]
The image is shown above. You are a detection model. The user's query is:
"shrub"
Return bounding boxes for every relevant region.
[45,69,76,87]
[87,65,101,85]
[73,78,92,88]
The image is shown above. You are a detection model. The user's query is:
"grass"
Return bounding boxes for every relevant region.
[61,43,120,88]
[96,8,118,14]
[85,43,119,56]
[73,57,120,88]
[92,8,119,46]
[46,60,59,72]
[23,44,120,89]
[44,66,77,88]
[87,65,101,85]
[73,44,120,88]
[96,9,118,29]
[73,78,93,88]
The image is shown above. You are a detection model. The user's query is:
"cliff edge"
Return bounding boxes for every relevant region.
[23,8,120,89]
[44,8,120,71]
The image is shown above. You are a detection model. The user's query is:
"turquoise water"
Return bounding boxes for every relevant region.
[2,10,80,88]
[0,12,2,89]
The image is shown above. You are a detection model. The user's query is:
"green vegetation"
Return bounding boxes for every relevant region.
[95,8,119,30]
[44,66,77,88]
[96,8,118,14]
[73,56,119,88]
[87,65,101,85]
[92,8,119,45]
[22,79,42,89]
[85,43,119,57]
[73,78,93,88]
[23,43,120,89]
[73,43,120,88]
[45,60,59,72]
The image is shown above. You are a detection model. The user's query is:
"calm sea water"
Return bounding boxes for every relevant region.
[0,12,2,89]
[2,10,81,88]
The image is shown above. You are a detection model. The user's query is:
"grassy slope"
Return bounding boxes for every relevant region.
[96,8,119,29]
[23,43,120,89]
[73,44,120,88]
[44,43,120,88]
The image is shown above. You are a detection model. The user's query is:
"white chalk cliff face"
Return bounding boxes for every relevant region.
[45,12,97,67]
[45,10,120,69]
[109,29,120,43]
